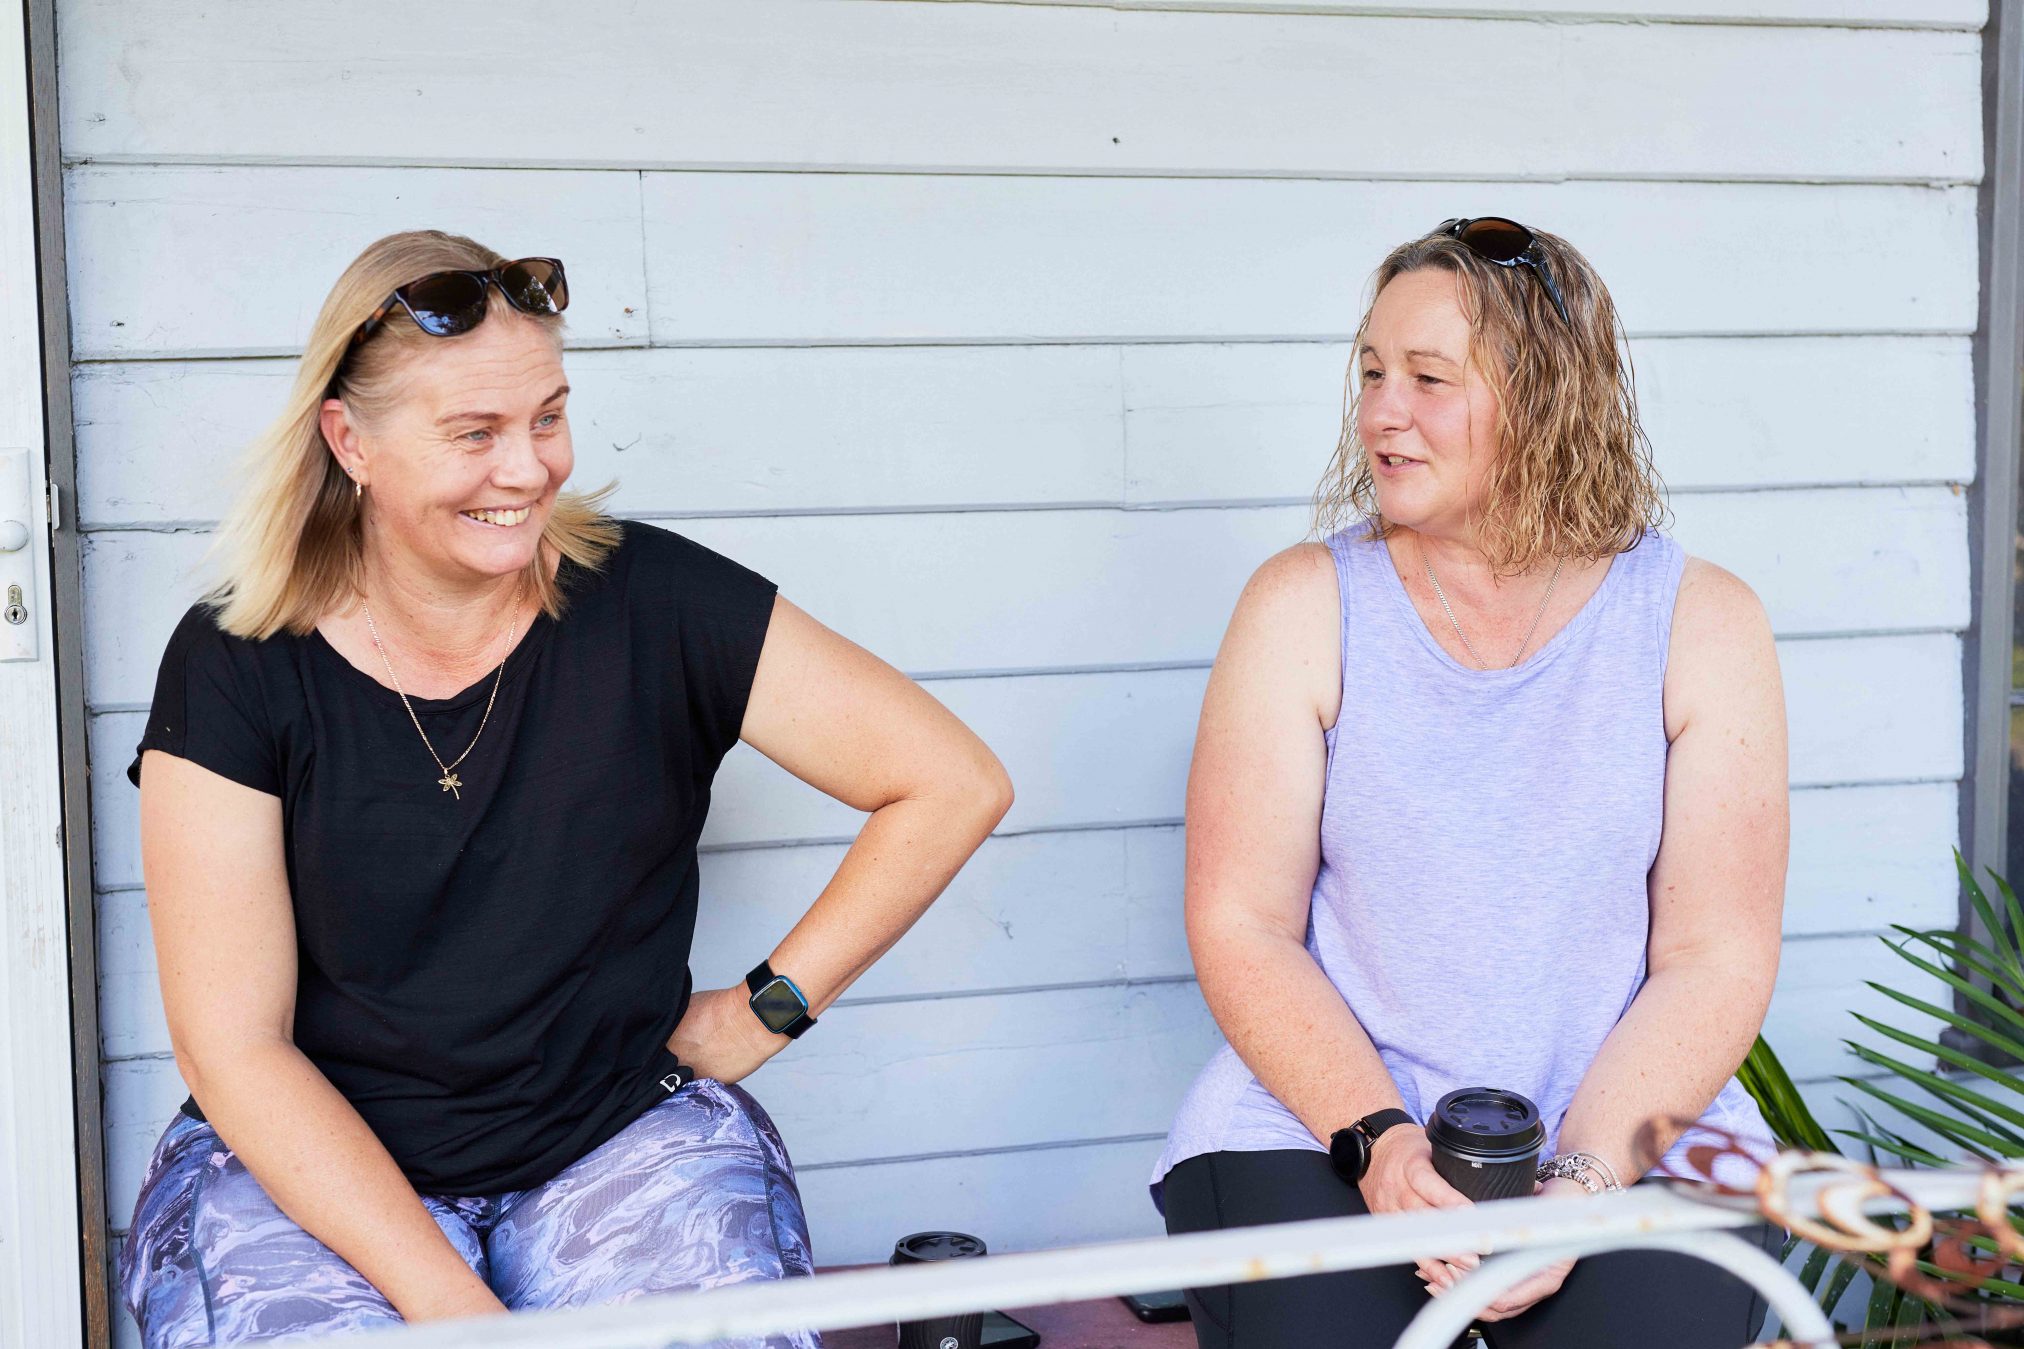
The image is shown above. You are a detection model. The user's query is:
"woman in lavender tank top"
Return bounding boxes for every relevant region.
[1155,222,1788,1349]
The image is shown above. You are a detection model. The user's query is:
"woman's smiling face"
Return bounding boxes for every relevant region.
[339,309,573,587]
[1354,267,1506,539]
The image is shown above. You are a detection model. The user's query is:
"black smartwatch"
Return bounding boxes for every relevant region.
[744,960,817,1039]
[1328,1108,1416,1186]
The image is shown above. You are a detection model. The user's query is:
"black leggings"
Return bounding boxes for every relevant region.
[1162,1150,1782,1349]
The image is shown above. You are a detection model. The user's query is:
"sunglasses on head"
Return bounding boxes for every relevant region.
[349,256,569,347]
[1438,218,1571,327]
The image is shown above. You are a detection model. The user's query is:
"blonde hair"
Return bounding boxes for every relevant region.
[208,229,620,639]
[1314,225,1667,574]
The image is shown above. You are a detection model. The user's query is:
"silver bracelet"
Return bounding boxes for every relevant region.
[1536,1151,1624,1194]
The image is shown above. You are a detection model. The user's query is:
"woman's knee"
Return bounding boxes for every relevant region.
[490,1082,815,1309]
[692,1078,799,1173]
[1495,1236,1776,1349]
[123,1119,405,1348]
[675,1079,815,1277]
[1163,1151,1437,1349]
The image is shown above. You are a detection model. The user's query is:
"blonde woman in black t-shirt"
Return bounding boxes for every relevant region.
[117,230,1012,1348]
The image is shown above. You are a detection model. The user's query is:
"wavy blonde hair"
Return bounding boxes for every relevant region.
[208,229,620,639]
[1314,225,1667,574]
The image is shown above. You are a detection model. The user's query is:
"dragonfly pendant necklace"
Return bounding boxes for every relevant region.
[361,590,521,800]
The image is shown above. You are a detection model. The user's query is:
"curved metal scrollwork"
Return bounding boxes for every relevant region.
[1652,1124,2024,1347]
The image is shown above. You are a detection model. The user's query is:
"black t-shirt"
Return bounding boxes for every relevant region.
[127,521,777,1194]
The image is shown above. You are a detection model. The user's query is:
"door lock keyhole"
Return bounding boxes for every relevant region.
[4,584,25,626]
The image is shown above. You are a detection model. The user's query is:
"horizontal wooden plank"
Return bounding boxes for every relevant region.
[921,1,1983,25]
[84,631,1964,889]
[1781,635,1964,790]
[72,345,1128,527]
[1673,487,1967,634]
[1769,933,1954,1085]
[101,1059,191,1230]
[692,828,1188,999]
[64,166,649,360]
[65,170,1976,357]
[70,336,1976,528]
[1120,336,1976,505]
[94,889,157,1064]
[644,176,1977,343]
[77,489,1967,707]
[799,1137,1169,1267]
[768,983,1221,1168]
[702,784,1961,972]
[93,826,1196,1058]
[1784,783,1961,937]
[98,981,1220,1212]
[76,509,1285,707]
[693,492,1979,670]
[86,662,1209,886]
[57,4,1979,180]
[93,770,1961,1065]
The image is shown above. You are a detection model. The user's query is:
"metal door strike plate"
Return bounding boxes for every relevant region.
[0,449,36,660]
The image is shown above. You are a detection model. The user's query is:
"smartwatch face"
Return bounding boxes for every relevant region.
[749,976,808,1033]
[1329,1128,1371,1185]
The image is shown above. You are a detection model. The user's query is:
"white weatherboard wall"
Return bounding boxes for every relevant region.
[59,1,1982,1343]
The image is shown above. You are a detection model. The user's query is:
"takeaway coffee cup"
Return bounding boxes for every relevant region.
[1426,1087,1547,1202]
[890,1231,987,1349]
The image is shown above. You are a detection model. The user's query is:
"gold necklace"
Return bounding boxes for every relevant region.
[1421,542,1566,671]
[361,590,522,799]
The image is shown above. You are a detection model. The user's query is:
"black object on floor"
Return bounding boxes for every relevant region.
[1122,1290,1192,1324]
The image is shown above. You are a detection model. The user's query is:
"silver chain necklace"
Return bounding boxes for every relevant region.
[361,593,521,799]
[1421,542,1566,671]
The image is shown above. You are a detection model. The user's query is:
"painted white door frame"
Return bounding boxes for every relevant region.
[0,0,88,1342]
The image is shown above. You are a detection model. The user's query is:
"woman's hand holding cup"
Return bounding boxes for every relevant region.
[1472,1175,1587,1320]
[1356,1125,1481,1289]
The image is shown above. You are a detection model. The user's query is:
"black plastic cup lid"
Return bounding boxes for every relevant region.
[1427,1087,1546,1161]
[891,1231,987,1264]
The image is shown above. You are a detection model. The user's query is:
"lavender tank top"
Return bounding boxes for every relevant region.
[1152,522,1772,1202]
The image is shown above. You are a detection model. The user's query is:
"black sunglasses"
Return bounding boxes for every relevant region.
[350,256,569,347]
[1438,218,1570,327]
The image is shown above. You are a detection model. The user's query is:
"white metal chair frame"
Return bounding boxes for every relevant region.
[359,1164,2010,1349]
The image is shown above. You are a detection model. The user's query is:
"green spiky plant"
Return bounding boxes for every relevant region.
[1737,853,2024,1344]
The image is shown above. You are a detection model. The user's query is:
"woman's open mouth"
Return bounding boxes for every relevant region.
[461,506,532,528]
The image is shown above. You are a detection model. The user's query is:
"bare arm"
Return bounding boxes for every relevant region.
[1476,560,1789,1320]
[667,596,1013,1080]
[1434,560,1787,1323]
[1556,558,1789,1181]
[1185,546,1469,1281]
[139,752,503,1322]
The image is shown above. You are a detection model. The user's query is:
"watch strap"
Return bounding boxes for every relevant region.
[1328,1107,1416,1187]
[1355,1108,1415,1144]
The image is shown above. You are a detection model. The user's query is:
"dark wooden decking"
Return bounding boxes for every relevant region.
[818,1268,1195,1349]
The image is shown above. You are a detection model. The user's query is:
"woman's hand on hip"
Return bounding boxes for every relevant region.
[1357,1126,1480,1287]
[666,985,788,1085]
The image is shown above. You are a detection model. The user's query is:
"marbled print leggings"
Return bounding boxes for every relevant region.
[117,1077,821,1348]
